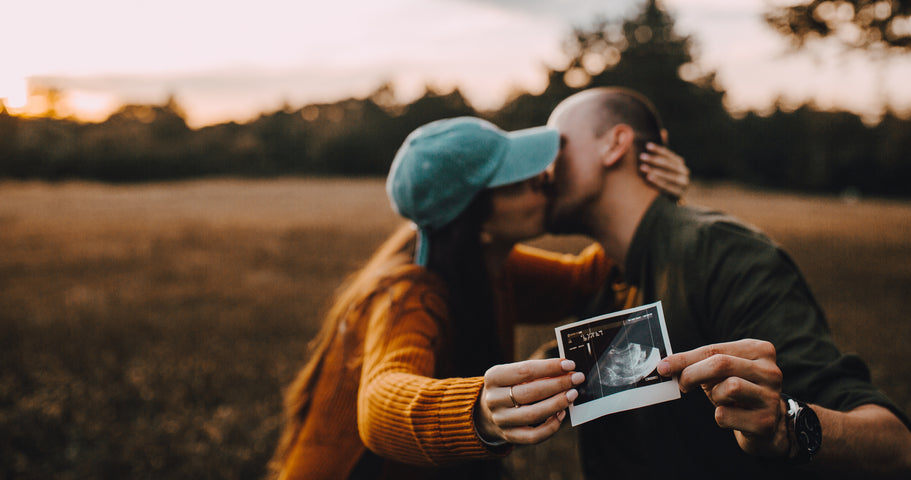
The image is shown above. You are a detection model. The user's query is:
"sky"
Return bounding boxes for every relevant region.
[2,0,910,128]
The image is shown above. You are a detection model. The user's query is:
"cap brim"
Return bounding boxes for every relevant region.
[488,126,559,188]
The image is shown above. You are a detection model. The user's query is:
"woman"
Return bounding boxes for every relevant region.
[270,117,688,479]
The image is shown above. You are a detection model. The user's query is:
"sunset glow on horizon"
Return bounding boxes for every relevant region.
[1,75,29,110]
[3,0,910,127]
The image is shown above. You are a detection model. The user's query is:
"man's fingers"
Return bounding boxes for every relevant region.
[485,358,575,388]
[715,395,791,458]
[714,402,781,438]
[674,353,782,393]
[674,354,759,392]
[709,376,775,408]
[658,339,776,377]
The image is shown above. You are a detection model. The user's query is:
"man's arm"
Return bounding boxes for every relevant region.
[658,339,911,478]
[814,403,911,476]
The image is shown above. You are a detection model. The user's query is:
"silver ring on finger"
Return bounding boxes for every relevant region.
[508,385,521,408]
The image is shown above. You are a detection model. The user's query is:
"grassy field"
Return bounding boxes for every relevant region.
[1,178,909,479]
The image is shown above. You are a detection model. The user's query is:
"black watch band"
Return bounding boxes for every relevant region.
[781,393,822,465]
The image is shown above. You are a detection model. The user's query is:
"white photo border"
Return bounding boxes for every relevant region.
[555,301,680,426]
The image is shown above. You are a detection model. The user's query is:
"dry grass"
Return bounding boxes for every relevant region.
[1,178,908,479]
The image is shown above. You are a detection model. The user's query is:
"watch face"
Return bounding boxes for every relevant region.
[796,405,822,456]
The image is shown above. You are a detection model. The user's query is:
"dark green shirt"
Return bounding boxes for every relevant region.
[578,195,909,479]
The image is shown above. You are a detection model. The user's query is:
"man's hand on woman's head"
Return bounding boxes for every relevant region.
[639,143,690,199]
[475,358,584,445]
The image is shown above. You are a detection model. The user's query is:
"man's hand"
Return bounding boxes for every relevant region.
[657,339,790,457]
[475,358,584,445]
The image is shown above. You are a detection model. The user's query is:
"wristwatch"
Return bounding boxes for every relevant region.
[781,394,822,465]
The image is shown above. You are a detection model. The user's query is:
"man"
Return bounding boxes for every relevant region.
[543,87,911,478]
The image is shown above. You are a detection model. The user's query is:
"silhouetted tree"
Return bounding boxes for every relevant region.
[317,87,476,175]
[492,70,575,130]
[247,107,308,175]
[866,111,911,194]
[500,0,734,177]
[766,0,911,52]
[396,87,477,131]
[153,95,190,140]
[319,97,397,175]
[0,106,21,175]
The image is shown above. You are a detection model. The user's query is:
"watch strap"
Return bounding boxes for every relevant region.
[781,393,821,465]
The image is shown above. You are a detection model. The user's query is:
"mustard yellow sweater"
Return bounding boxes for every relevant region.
[278,243,626,479]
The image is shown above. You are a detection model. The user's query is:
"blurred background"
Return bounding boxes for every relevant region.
[1,0,910,479]
[2,0,911,192]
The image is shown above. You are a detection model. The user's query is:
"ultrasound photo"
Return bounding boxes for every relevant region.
[555,302,680,426]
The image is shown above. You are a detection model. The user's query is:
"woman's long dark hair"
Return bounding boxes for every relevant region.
[269,190,499,475]
[425,190,501,377]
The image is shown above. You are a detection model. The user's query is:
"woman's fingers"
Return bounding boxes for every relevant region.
[502,410,566,445]
[484,358,575,389]
[642,166,688,197]
[498,371,584,409]
[642,143,687,173]
[477,359,585,444]
[492,382,580,428]
[640,143,689,197]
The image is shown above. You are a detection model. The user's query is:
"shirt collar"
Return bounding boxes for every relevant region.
[624,195,676,286]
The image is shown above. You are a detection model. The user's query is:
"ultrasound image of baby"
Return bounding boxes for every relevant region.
[594,342,661,387]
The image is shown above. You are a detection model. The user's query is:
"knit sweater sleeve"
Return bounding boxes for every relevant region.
[356,275,505,465]
[503,243,621,324]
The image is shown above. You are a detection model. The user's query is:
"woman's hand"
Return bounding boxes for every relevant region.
[639,143,690,199]
[474,358,584,445]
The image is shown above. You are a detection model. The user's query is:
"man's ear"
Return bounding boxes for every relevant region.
[600,124,635,168]
[660,128,669,145]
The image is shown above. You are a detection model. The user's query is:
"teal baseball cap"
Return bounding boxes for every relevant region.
[386,117,559,265]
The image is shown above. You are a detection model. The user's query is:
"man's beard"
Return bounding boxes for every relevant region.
[545,196,589,235]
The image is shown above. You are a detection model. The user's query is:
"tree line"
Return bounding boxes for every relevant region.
[1,0,909,197]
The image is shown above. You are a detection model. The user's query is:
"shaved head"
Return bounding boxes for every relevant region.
[545,87,668,239]
[552,87,665,153]
[544,87,670,264]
